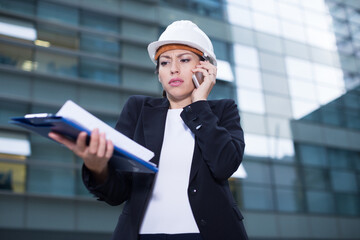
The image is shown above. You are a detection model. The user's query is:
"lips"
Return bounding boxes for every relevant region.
[169,78,184,87]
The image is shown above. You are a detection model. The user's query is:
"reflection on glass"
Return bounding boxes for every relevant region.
[313,63,344,88]
[301,0,329,13]
[306,28,336,50]
[251,0,277,15]
[289,78,317,101]
[0,131,31,157]
[243,133,269,158]
[269,137,294,161]
[285,57,313,80]
[253,12,281,36]
[227,4,252,28]
[217,60,234,82]
[0,16,36,41]
[35,51,78,77]
[233,44,259,68]
[306,190,335,214]
[237,89,265,114]
[316,85,344,105]
[278,2,303,23]
[235,67,262,90]
[292,99,319,119]
[0,162,26,193]
[304,10,332,30]
[281,21,307,42]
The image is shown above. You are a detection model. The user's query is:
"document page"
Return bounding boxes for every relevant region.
[56,100,154,162]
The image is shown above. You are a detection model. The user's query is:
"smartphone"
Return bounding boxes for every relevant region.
[192,72,203,88]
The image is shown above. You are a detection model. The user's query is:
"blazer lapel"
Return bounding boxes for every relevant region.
[143,97,169,166]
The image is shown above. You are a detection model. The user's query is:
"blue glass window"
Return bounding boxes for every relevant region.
[273,165,300,187]
[328,148,352,169]
[35,51,78,77]
[298,144,328,167]
[303,168,330,190]
[80,34,120,57]
[79,58,119,84]
[335,193,360,216]
[276,188,304,212]
[81,11,118,33]
[242,185,274,211]
[330,170,358,193]
[0,0,35,16]
[37,1,79,26]
[306,190,335,214]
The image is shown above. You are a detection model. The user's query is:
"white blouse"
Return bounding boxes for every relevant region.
[139,108,199,234]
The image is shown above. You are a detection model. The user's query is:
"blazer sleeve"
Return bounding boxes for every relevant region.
[82,96,141,205]
[180,99,245,181]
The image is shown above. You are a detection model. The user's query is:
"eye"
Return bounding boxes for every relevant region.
[160,61,169,66]
[180,58,191,63]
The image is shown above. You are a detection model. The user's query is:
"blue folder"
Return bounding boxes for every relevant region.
[10,116,158,173]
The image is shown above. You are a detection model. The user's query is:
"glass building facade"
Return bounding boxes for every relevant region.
[0,0,359,239]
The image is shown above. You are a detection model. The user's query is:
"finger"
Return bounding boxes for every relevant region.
[97,132,106,158]
[76,131,88,152]
[48,132,76,151]
[105,140,114,159]
[88,128,99,155]
[199,61,217,75]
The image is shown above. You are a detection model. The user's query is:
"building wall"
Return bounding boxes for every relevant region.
[0,0,360,239]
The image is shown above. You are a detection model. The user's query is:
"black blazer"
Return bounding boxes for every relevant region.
[83,95,248,240]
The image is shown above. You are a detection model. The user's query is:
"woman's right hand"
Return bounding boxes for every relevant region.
[48,128,114,183]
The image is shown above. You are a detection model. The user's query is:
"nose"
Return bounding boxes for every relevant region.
[170,61,180,75]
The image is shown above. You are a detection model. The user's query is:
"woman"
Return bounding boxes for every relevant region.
[49,20,248,240]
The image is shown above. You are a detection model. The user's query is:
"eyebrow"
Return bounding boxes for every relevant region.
[159,52,194,59]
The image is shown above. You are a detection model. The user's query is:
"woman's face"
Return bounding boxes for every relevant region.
[158,49,200,104]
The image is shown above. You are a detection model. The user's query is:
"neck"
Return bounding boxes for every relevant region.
[168,97,192,109]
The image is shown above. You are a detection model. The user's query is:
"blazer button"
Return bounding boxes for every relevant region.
[189,187,197,195]
[200,219,207,226]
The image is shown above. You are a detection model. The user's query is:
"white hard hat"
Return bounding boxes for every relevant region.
[147,20,217,66]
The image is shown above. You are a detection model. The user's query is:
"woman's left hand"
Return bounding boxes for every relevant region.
[191,60,217,102]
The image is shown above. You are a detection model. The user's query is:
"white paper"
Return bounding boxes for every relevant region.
[56,100,154,162]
